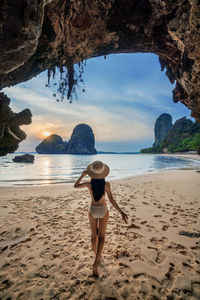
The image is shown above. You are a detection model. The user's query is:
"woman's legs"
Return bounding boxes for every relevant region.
[93,211,109,276]
[89,213,98,254]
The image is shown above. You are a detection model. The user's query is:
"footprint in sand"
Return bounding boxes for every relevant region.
[156,252,166,264]
[130,206,136,210]
[182,262,193,270]
[141,221,147,225]
[162,266,177,289]
[150,236,168,245]
[192,282,200,298]
[191,245,200,250]
[159,220,167,224]
[0,279,14,290]
[128,223,141,229]
[146,224,155,232]
[114,249,131,259]
[1,262,10,271]
[169,217,179,224]
[162,225,169,231]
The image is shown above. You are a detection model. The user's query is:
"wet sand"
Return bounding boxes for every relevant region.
[160,153,200,162]
[0,169,200,299]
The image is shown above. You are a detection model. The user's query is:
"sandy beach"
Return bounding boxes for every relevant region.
[0,169,200,299]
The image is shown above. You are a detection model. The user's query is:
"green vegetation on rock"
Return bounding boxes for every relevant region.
[141,117,200,153]
[141,146,161,153]
[166,133,200,153]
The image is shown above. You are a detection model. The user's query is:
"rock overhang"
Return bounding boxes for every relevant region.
[0,0,200,155]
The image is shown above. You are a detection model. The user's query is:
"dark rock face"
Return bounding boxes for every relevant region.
[35,134,67,154]
[141,116,200,153]
[13,153,34,163]
[161,117,200,152]
[0,0,47,75]
[0,1,200,155]
[0,0,200,117]
[35,124,97,154]
[153,113,173,147]
[0,92,32,156]
[68,124,97,154]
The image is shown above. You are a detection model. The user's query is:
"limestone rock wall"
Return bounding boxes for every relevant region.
[161,117,200,153]
[0,92,32,156]
[35,124,97,154]
[141,115,200,153]
[35,134,68,154]
[67,124,97,154]
[153,113,173,147]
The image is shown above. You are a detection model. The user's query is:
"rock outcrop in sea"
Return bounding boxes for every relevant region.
[35,124,97,154]
[141,115,200,153]
[67,124,97,154]
[13,154,34,163]
[35,134,68,154]
[153,113,173,147]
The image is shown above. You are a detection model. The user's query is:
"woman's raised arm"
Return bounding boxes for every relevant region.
[74,170,90,188]
[105,182,128,223]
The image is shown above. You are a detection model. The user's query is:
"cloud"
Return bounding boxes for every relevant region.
[5,84,154,146]
[3,53,191,152]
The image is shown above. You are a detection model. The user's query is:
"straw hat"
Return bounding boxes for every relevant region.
[87,161,110,179]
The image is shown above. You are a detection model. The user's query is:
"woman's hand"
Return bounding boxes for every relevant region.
[121,211,128,224]
[81,169,88,177]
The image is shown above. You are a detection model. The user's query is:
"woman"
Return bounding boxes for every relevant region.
[74,160,128,276]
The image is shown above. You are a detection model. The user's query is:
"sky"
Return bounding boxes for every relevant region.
[3,53,193,152]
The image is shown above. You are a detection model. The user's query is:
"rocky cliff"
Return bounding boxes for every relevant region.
[0,0,200,155]
[153,113,173,147]
[0,92,32,156]
[161,117,200,153]
[67,124,97,154]
[35,124,97,154]
[141,116,200,153]
[35,134,67,154]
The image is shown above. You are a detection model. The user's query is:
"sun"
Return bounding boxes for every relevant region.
[42,131,51,137]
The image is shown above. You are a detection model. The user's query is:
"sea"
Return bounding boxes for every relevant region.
[0,152,200,186]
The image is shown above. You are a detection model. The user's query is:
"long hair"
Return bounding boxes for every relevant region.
[91,178,106,201]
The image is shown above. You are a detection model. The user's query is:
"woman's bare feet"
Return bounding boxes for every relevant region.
[93,263,99,277]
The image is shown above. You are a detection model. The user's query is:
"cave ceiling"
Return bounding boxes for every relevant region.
[0,0,200,155]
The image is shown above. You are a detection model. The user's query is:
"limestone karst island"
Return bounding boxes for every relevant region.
[141,113,200,154]
[0,1,200,299]
[36,124,97,154]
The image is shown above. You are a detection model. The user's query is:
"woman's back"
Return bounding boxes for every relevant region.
[90,179,107,206]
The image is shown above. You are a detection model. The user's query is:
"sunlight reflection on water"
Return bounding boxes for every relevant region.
[0,153,199,186]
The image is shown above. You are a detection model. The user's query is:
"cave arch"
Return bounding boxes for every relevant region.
[0,0,200,155]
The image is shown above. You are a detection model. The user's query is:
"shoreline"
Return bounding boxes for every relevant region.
[0,153,200,188]
[0,164,200,188]
[0,169,200,299]
[159,152,200,161]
